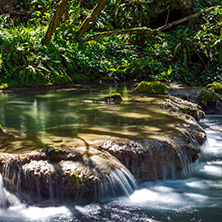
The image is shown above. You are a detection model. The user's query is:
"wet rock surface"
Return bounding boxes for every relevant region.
[170,84,222,114]
[0,147,126,202]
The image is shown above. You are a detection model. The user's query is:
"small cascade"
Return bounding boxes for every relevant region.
[145,144,158,181]
[161,152,176,180]
[0,174,7,208]
[0,174,21,209]
[177,149,193,178]
[2,160,58,202]
[97,167,137,201]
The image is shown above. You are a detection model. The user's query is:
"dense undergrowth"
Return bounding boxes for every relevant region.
[0,0,222,87]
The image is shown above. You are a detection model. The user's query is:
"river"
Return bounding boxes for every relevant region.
[0,88,222,221]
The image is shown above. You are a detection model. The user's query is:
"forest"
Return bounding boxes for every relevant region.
[0,0,222,88]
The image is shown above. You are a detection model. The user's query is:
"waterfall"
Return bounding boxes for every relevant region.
[97,167,137,201]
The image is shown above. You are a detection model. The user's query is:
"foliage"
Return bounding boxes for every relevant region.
[0,0,222,87]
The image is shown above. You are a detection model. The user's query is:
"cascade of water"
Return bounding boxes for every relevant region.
[0,174,7,209]
[97,167,137,201]
[0,173,21,209]
[144,144,158,181]
[177,149,192,178]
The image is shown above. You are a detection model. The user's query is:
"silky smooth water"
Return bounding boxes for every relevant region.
[1,87,222,221]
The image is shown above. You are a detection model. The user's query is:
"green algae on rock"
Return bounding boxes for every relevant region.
[95,93,123,104]
[0,83,8,90]
[134,81,170,95]
[207,82,222,94]
[199,89,222,110]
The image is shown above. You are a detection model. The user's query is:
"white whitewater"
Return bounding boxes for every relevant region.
[124,115,222,221]
[97,167,137,201]
[0,174,21,209]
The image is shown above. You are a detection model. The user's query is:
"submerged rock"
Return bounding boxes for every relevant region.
[101,93,123,103]
[134,81,170,95]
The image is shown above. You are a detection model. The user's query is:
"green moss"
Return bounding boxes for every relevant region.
[0,83,8,89]
[207,82,222,94]
[135,81,170,94]
[104,93,122,101]
[70,173,84,189]
[199,89,220,107]
[45,147,60,160]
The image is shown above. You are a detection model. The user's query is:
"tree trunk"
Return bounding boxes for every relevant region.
[75,0,108,42]
[42,0,69,45]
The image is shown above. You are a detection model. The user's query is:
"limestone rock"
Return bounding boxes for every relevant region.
[94,93,123,104]
[102,118,206,183]
[0,147,128,202]
[170,85,222,114]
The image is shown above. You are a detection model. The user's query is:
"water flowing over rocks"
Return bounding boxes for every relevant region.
[0,87,207,203]
[102,121,206,183]
[0,148,136,203]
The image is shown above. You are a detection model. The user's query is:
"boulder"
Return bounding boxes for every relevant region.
[134,81,170,95]
[100,93,123,104]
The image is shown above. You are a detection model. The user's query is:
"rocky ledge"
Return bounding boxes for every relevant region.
[0,86,207,203]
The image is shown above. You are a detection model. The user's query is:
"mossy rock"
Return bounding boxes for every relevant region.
[199,89,221,109]
[0,83,8,90]
[101,93,123,104]
[207,82,222,94]
[135,81,170,95]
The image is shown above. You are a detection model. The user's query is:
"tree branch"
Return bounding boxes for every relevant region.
[42,0,69,45]
[82,6,221,43]
[75,0,109,42]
